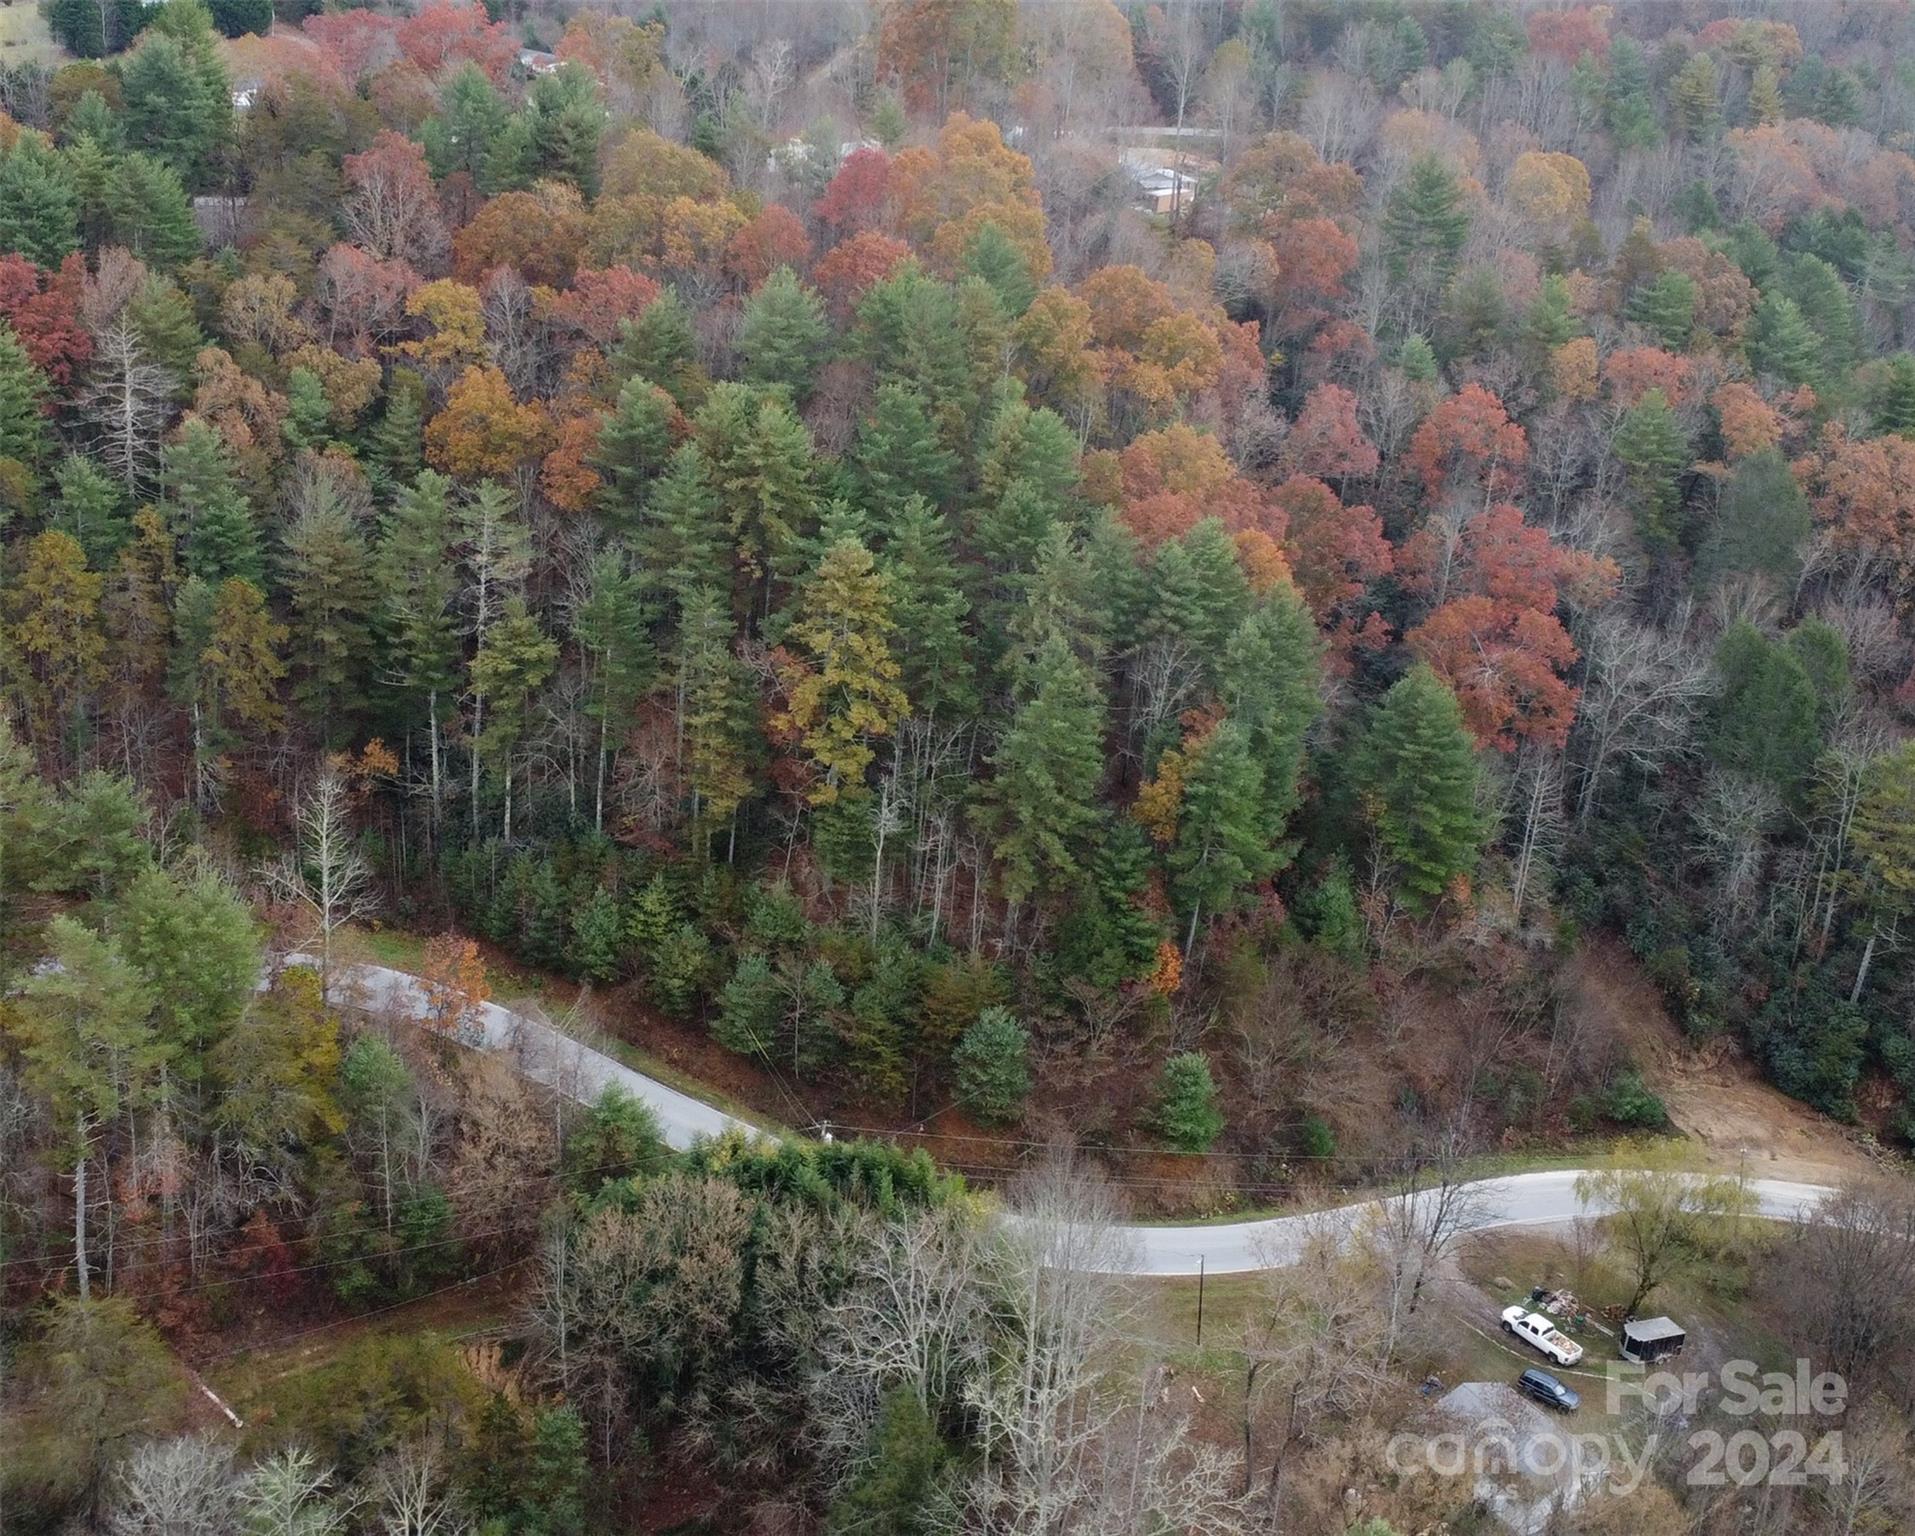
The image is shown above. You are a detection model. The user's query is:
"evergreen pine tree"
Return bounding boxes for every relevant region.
[574,548,653,832]
[1611,387,1689,549]
[988,633,1107,905]
[568,886,623,982]
[370,370,426,499]
[165,420,258,585]
[1170,721,1274,947]
[283,494,377,745]
[521,64,605,194]
[1707,621,1821,794]
[1627,271,1697,349]
[853,382,959,520]
[375,471,461,788]
[1383,156,1470,311]
[625,871,681,965]
[50,454,127,566]
[126,275,203,377]
[0,135,78,265]
[1748,292,1823,390]
[824,1389,951,1536]
[611,288,704,407]
[1781,254,1861,374]
[107,151,201,269]
[1876,354,1915,436]
[281,368,332,454]
[885,495,976,718]
[1153,1052,1225,1151]
[1056,820,1163,989]
[1603,37,1661,149]
[0,325,49,471]
[642,443,728,622]
[952,1005,1031,1123]
[712,950,779,1057]
[1698,449,1810,588]
[735,266,828,401]
[423,64,517,190]
[776,537,909,802]
[962,221,1037,317]
[593,376,677,531]
[121,23,226,188]
[1359,664,1486,911]
[1219,586,1324,850]
[1671,51,1722,142]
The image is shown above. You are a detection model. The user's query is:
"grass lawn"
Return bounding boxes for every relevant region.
[0,4,64,66]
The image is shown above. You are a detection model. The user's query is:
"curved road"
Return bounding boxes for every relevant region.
[293,958,1837,1276]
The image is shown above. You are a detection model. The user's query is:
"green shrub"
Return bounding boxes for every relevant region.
[952,1006,1031,1124]
[1154,1052,1224,1151]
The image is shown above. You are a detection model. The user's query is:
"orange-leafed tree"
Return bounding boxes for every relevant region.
[725,205,810,291]
[419,932,491,1038]
[1407,596,1582,752]
[1602,346,1695,408]
[453,186,588,288]
[1712,382,1786,461]
[425,366,553,480]
[813,231,913,316]
[877,0,1018,114]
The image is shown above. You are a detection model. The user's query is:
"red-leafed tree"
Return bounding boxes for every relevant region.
[546,265,660,345]
[1272,473,1391,615]
[343,131,450,272]
[1526,5,1610,62]
[1408,596,1582,752]
[813,231,912,315]
[1400,503,1616,751]
[1406,382,1529,506]
[313,244,418,347]
[0,253,90,388]
[725,205,810,290]
[1400,501,1618,612]
[303,8,399,83]
[1282,382,1379,481]
[815,146,892,233]
[396,1,518,81]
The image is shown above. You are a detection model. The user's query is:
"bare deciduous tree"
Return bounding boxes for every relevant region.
[1241,1221,1393,1521]
[104,1434,240,1536]
[80,319,177,495]
[264,771,376,992]
[1768,1180,1915,1411]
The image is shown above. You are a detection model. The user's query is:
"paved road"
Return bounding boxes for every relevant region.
[1117,1169,1833,1277]
[288,958,1837,1274]
[285,956,754,1150]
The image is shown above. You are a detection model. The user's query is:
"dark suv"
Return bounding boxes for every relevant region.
[1517,1368,1580,1413]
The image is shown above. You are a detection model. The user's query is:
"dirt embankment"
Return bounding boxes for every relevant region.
[1561,936,1880,1185]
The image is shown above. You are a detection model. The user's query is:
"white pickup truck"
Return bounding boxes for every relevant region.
[1500,1305,1585,1367]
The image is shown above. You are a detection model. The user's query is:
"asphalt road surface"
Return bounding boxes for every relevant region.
[291,958,1835,1275]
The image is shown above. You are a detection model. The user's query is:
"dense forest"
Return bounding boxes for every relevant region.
[8,0,1915,1530]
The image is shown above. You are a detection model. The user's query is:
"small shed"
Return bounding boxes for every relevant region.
[1621,1316,1686,1364]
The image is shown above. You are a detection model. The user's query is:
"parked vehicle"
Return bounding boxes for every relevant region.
[1501,1304,1585,1366]
[1517,1368,1580,1413]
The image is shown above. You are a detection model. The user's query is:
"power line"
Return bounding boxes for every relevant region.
[196,1257,534,1365]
